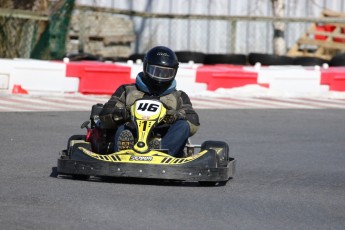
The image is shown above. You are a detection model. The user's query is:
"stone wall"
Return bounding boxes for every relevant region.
[66,11,135,58]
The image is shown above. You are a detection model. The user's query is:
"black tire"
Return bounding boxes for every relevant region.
[248,53,294,65]
[198,181,227,186]
[67,135,86,149]
[203,54,247,65]
[64,52,101,61]
[72,174,90,180]
[293,57,328,66]
[329,53,345,66]
[103,56,128,62]
[128,53,145,62]
[201,140,230,167]
[175,51,205,63]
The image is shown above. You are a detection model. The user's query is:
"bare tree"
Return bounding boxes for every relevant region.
[0,0,48,58]
[271,0,286,55]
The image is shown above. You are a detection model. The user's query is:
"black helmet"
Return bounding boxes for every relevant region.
[142,46,179,94]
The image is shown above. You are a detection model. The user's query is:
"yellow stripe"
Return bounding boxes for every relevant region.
[79,147,209,165]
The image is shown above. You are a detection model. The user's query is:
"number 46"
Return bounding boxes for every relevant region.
[137,103,159,112]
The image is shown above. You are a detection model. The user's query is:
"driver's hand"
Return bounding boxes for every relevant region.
[113,107,129,122]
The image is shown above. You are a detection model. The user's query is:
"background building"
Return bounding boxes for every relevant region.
[77,0,345,54]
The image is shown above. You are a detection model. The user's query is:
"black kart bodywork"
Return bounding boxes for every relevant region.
[58,140,235,184]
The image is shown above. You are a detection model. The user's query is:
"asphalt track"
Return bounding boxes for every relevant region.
[0,109,344,230]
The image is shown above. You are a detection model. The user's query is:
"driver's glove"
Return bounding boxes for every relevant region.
[112,107,129,123]
[164,110,186,124]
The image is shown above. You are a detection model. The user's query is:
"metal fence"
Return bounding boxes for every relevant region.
[0,8,48,58]
[2,0,345,59]
[75,5,345,56]
[75,0,345,55]
[0,0,74,60]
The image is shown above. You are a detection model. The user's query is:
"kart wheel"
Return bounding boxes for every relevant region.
[201,141,229,167]
[72,174,90,180]
[67,135,86,149]
[198,181,227,186]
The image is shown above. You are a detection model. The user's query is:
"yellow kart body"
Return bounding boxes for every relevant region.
[57,99,235,185]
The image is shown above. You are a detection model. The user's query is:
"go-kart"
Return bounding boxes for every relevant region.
[57,99,236,185]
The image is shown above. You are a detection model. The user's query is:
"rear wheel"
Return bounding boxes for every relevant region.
[201,140,230,167]
[198,181,227,186]
[67,135,86,149]
[72,174,90,180]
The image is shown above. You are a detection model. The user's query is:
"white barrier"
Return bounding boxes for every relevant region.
[175,63,207,94]
[258,66,329,94]
[0,59,14,90]
[0,59,79,94]
[0,58,344,97]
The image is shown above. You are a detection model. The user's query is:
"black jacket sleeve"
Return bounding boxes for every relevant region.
[99,85,128,128]
[179,91,200,136]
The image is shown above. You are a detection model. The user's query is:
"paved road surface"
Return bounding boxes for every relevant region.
[0,109,344,230]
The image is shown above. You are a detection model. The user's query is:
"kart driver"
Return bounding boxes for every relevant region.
[99,46,200,157]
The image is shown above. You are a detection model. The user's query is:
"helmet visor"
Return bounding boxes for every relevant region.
[146,65,176,82]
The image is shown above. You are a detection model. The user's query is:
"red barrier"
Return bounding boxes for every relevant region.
[321,67,345,91]
[63,61,345,94]
[196,64,258,91]
[66,61,133,94]
[207,72,258,91]
[196,64,243,83]
[332,75,345,91]
[65,61,105,77]
[320,70,333,85]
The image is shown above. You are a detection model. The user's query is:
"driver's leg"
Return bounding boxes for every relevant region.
[161,120,190,157]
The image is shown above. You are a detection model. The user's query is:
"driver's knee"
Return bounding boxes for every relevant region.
[172,120,190,138]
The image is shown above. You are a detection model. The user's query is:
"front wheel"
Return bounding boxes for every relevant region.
[198,181,227,186]
[201,140,230,167]
[72,175,90,180]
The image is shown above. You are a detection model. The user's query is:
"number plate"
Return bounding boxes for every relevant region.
[135,100,162,117]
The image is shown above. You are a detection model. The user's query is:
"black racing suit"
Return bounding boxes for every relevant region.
[99,73,200,136]
[99,73,200,156]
